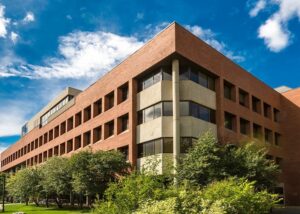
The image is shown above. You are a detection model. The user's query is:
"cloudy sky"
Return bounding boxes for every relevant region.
[1,0,300,150]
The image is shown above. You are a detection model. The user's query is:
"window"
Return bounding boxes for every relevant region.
[74,135,81,150]
[274,108,280,122]
[138,102,173,125]
[118,83,129,103]
[105,91,114,110]
[67,116,74,131]
[224,112,236,131]
[49,130,53,141]
[240,118,250,135]
[54,126,59,138]
[137,138,173,158]
[118,146,129,160]
[252,96,261,114]
[180,138,196,153]
[264,128,273,143]
[179,65,215,90]
[253,123,262,139]
[105,120,114,138]
[275,133,281,146]
[39,136,43,147]
[138,67,172,91]
[83,131,91,147]
[83,106,91,122]
[180,101,216,124]
[75,111,82,127]
[224,81,235,101]
[93,126,102,143]
[93,98,102,117]
[119,114,129,133]
[40,95,73,127]
[263,103,272,119]
[60,143,66,155]
[67,139,73,153]
[60,122,66,135]
[239,89,249,107]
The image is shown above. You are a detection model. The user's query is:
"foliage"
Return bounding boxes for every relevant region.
[177,132,279,189]
[40,156,72,207]
[70,149,130,198]
[133,197,178,214]
[92,172,174,214]
[199,177,278,214]
[6,167,42,205]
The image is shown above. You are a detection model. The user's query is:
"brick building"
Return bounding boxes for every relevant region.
[1,22,300,205]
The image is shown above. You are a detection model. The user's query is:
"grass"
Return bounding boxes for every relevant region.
[2,204,90,214]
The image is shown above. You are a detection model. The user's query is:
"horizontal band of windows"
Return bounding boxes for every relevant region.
[180,65,215,91]
[138,101,216,125]
[138,67,172,92]
[138,101,172,125]
[137,137,197,158]
[180,101,216,124]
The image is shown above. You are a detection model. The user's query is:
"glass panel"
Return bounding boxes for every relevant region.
[153,70,162,85]
[154,103,162,119]
[198,72,208,88]
[190,69,198,83]
[199,106,210,122]
[180,102,189,116]
[144,106,154,122]
[163,138,173,153]
[163,102,173,116]
[190,102,198,118]
[154,139,162,154]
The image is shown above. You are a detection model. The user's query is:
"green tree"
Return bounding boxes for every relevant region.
[40,156,72,208]
[6,168,42,206]
[70,149,129,208]
[92,172,173,214]
[177,132,279,189]
[198,177,278,214]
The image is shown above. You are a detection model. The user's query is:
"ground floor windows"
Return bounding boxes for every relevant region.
[137,137,197,158]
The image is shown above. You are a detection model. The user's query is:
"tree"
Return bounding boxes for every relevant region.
[177,132,279,189]
[40,156,72,208]
[198,177,278,214]
[70,149,130,208]
[92,172,173,214]
[6,168,42,205]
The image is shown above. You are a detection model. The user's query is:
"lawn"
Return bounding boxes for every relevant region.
[2,204,91,214]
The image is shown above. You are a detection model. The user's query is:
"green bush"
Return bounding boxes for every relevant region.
[199,177,278,214]
[92,172,173,214]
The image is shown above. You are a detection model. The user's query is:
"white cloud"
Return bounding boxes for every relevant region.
[185,25,245,62]
[251,0,300,52]
[23,11,35,23]
[10,31,19,44]
[258,17,289,52]
[249,0,267,17]
[0,4,10,38]
[1,31,144,79]
[0,104,27,137]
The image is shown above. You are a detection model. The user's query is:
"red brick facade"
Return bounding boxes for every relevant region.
[1,23,300,205]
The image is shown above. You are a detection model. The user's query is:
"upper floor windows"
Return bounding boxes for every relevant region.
[105,91,114,111]
[180,101,216,124]
[273,108,280,122]
[118,83,129,103]
[224,81,235,101]
[224,112,236,131]
[239,89,249,107]
[252,96,261,114]
[138,102,173,125]
[180,66,215,91]
[41,95,74,127]
[138,67,171,92]
[263,103,272,119]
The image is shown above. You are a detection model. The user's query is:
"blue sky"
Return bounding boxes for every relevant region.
[0,0,300,150]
